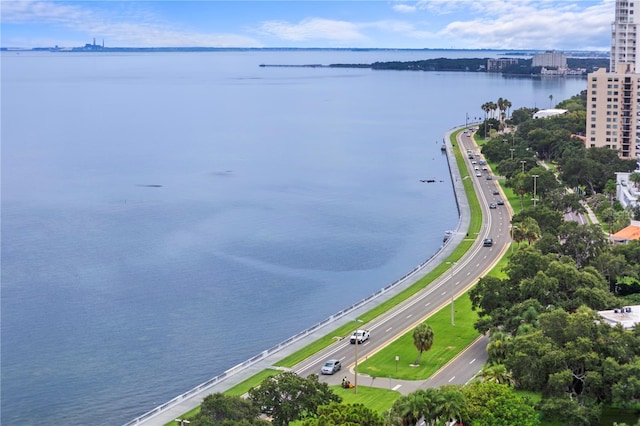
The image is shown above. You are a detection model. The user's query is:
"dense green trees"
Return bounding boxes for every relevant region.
[301,402,384,426]
[247,372,341,426]
[470,235,638,424]
[461,382,540,426]
[387,386,467,426]
[190,393,268,426]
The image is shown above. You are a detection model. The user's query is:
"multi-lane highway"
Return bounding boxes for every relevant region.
[295,128,512,391]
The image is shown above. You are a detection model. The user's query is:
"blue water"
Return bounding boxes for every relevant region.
[1,50,587,425]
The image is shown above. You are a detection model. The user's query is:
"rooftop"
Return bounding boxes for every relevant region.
[598,305,640,330]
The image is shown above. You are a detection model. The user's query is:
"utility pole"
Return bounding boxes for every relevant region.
[532,174,539,207]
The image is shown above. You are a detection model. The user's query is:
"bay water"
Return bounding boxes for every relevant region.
[1,50,587,425]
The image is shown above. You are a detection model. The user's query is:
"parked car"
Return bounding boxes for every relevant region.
[483,238,493,247]
[321,359,342,375]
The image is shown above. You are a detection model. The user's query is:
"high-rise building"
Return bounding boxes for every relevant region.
[611,0,640,73]
[532,50,567,69]
[586,66,640,159]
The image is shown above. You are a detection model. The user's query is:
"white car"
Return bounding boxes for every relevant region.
[350,329,370,344]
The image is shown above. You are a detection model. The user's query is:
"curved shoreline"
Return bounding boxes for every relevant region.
[125,124,472,426]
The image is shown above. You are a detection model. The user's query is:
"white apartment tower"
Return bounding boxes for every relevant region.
[587,66,640,158]
[611,0,640,73]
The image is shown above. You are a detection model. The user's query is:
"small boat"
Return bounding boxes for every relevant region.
[443,230,453,242]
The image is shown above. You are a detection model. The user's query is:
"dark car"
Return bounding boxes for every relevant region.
[486,175,493,180]
[483,238,493,247]
[492,189,500,195]
[496,199,504,205]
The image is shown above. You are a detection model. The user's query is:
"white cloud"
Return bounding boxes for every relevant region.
[258,18,368,42]
[1,0,262,47]
[392,4,417,14]
[436,1,612,49]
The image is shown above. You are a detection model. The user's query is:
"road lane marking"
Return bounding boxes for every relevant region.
[392,384,402,391]
[385,327,393,333]
[469,358,476,364]
[448,376,456,382]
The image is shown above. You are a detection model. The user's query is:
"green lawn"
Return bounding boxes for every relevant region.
[359,293,479,380]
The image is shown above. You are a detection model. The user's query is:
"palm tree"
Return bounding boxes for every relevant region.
[487,331,511,363]
[418,388,446,426]
[497,97,506,130]
[520,216,541,245]
[438,387,468,426]
[481,102,491,121]
[488,101,498,119]
[503,98,512,119]
[412,323,434,365]
[511,224,527,249]
[475,363,515,386]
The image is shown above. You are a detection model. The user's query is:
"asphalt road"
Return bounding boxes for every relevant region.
[295,128,510,392]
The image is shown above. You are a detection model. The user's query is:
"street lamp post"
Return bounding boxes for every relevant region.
[510,225,518,255]
[175,419,190,426]
[520,160,527,173]
[354,319,363,394]
[446,261,456,326]
[532,174,539,207]
[510,148,515,160]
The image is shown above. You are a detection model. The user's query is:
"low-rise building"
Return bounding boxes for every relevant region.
[615,171,640,209]
[598,305,640,329]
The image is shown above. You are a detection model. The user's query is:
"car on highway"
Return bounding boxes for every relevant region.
[321,359,342,375]
[350,329,370,344]
[489,202,497,209]
[486,175,493,180]
[492,189,500,195]
[496,199,504,205]
[483,238,493,247]
[475,172,482,177]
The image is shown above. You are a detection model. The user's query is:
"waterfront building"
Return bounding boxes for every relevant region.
[587,66,640,159]
[486,58,518,72]
[611,0,640,73]
[532,50,567,69]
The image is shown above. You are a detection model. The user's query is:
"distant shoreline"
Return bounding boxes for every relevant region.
[1,46,609,58]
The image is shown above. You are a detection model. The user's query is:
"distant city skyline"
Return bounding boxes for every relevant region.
[1,0,614,51]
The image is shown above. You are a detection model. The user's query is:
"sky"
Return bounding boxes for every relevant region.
[0,0,615,50]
